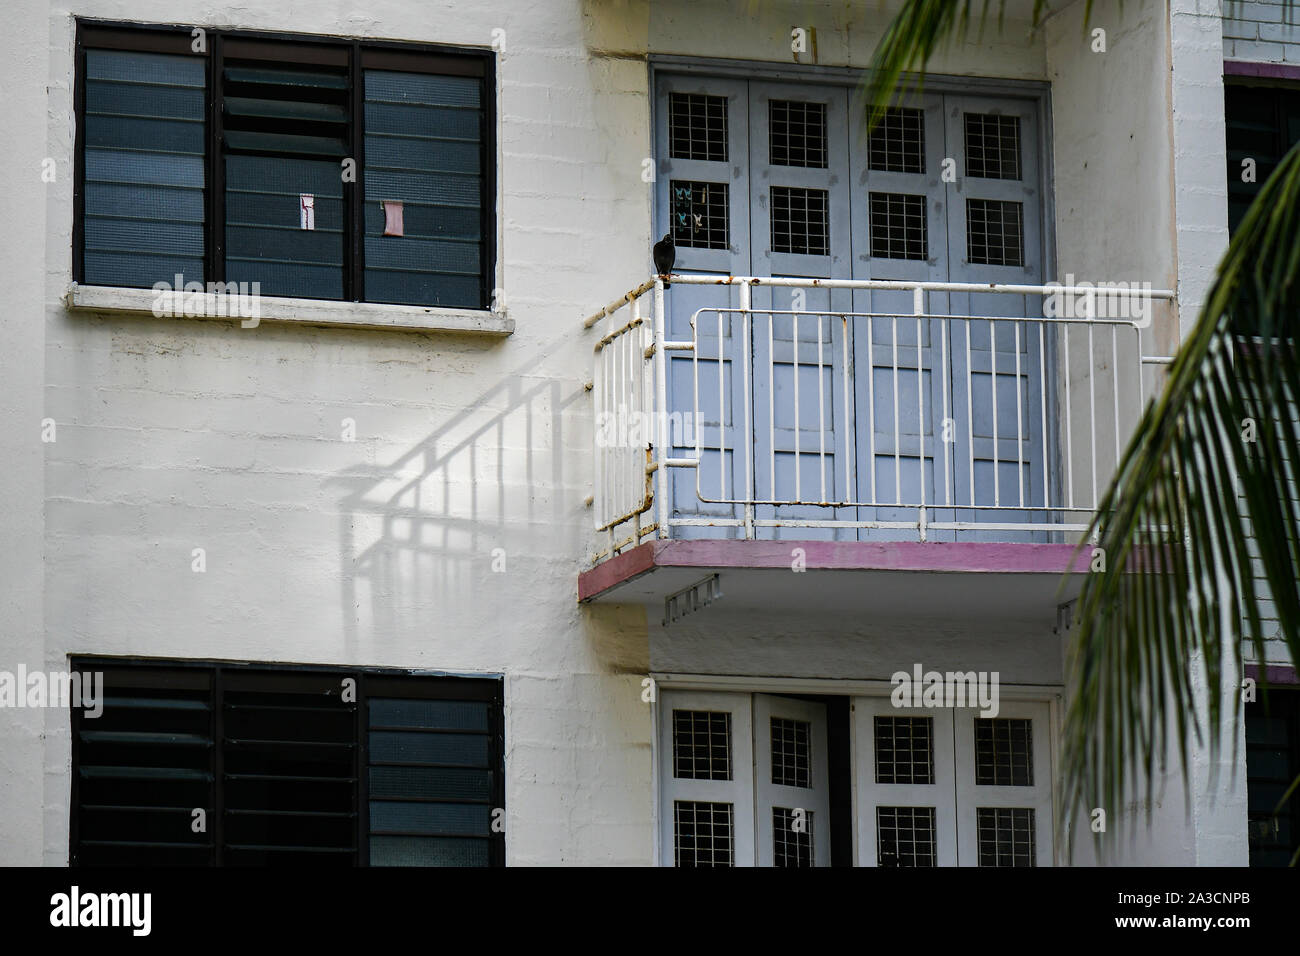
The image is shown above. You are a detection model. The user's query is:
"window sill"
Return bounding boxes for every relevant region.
[64,284,514,336]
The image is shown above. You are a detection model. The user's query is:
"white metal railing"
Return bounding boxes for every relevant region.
[584,275,1176,558]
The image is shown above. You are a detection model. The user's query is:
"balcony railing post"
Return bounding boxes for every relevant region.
[740,280,754,539]
[914,285,927,542]
[654,278,671,539]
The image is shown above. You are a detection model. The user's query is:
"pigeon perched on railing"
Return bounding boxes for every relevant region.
[653,233,675,288]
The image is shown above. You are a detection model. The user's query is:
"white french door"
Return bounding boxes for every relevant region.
[654,72,1050,540]
[853,696,1053,866]
[660,690,830,866]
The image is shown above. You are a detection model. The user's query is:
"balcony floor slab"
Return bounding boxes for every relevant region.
[579,539,1091,621]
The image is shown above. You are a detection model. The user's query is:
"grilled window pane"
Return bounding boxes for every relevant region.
[673,709,732,780]
[669,92,728,161]
[771,186,829,256]
[674,801,735,867]
[773,807,814,867]
[364,70,485,308]
[869,192,927,260]
[770,717,812,788]
[976,807,1036,866]
[966,198,1024,266]
[974,718,1034,786]
[770,100,827,168]
[82,49,206,289]
[868,107,925,173]
[224,154,344,299]
[877,806,937,867]
[964,113,1022,180]
[874,716,935,785]
[670,179,729,249]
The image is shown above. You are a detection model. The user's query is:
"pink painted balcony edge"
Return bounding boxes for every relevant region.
[578,540,1093,603]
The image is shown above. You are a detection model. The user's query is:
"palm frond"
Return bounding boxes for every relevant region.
[859,0,1300,862]
[1060,142,1300,856]
[862,0,1055,126]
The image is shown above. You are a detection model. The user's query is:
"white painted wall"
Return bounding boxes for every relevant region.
[0,0,1259,865]
[0,0,51,869]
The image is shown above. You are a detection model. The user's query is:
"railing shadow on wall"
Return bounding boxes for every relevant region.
[329,358,588,655]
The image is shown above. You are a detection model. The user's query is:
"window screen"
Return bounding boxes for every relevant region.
[70,660,504,867]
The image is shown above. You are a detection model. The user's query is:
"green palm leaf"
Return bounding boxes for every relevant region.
[862,0,1300,861]
[1062,143,1300,854]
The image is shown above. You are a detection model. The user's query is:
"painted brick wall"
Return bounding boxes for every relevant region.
[1223,4,1298,668]
[1223,0,1300,62]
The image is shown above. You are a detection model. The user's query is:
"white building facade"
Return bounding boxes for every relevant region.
[0,0,1295,866]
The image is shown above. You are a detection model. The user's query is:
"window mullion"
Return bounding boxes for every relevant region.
[213,666,224,865]
[211,34,226,284]
[355,669,367,866]
[349,42,364,302]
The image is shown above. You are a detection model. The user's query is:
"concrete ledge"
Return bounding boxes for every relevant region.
[579,539,1092,605]
[64,283,515,336]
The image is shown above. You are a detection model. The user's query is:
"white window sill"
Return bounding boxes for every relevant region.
[64,284,514,336]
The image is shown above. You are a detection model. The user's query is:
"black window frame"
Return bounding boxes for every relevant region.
[1245,683,1300,867]
[1222,77,1300,339]
[69,656,506,867]
[73,20,497,310]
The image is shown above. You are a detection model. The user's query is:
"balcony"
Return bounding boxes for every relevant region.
[579,274,1175,611]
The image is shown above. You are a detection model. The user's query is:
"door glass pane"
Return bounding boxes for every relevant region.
[770,186,829,255]
[964,113,1022,180]
[974,717,1034,786]
[875,715,935,784]
[769,100,827,168]
[965,198,1024,267]
[877,806,938,866]
[670,180,730,249]
[669,92,728,161]
[673,709,733,780]
[674,800,735,867]
[976,807,1036,867]
[867,107,926,173]
[773,807,814,866]
[869,192,928,260]
[769,716,812,788]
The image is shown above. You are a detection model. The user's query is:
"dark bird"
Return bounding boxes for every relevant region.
[653,233,675,288]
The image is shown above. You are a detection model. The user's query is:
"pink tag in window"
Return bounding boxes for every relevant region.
[382,200,404,237]
[299,194,315,230]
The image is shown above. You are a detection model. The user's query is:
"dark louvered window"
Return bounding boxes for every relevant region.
[82,48,206,287]
[75,23,494,310]
[70,660,504,867]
